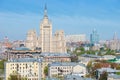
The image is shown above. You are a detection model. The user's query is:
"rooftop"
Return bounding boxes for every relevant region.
[81,54,102,58]
[97,68,120,73]
[108,74,120,79]
[40,52,71,57]
[8,58,42,62]
[64,75,92,80]
[49,62,85,67]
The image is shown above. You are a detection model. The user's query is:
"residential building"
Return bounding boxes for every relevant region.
[48,62,86,78]
[7,47,41,60]
[5,58,42,80]
[64,75,92,80]
[96,68,120,79]
[102,55,116,60]
[108,74,120,80]
[40,53,71,62]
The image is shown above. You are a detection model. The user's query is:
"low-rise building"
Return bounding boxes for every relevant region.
[40,53,71,62]
[108,74,120,80]
[7,47,41,60]
[5,58,42,80]
[96,68,120,79]
[48,62,86,78]
[64,75,92,80]
[78,54,102,65]
[40,53,71,78]
[102,55,116,60]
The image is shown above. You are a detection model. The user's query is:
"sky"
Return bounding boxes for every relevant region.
[0,0,120,41]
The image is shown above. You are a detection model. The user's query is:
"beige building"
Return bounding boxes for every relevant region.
[26,5,66,53]
[26,30,38,50]
[5,58,42,80]
[40,52,71,78]
[66,34,86,43]
[108,32,120,50]
[48,62,86,78]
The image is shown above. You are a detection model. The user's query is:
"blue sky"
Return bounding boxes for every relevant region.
[0,0,120,41]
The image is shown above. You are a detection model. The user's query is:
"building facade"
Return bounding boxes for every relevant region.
[66,34,86,43]
[108,32,120,50]
[5,58,42,80]
[90,29,99,45]
[25,5,66,53]
[48,62,86,78]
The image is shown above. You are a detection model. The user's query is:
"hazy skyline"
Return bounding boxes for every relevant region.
[0,0,120,41]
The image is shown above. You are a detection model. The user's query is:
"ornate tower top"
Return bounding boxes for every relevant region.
[44,4,48,18]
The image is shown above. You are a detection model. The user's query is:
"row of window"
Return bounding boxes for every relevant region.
[51,66,72,69]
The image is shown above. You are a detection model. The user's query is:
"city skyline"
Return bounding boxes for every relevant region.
[0,0,120,40]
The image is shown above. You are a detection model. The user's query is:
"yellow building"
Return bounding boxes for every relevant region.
[5,58,42,80]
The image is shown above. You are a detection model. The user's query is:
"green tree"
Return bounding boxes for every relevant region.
[71,55,78,62]
[8,72,27,80]
[99,71,108,80]
[44,66,48,77]
[0,77,3,80]
[0,59,7,69]
[0,59,7,74]
[87,61,92,73]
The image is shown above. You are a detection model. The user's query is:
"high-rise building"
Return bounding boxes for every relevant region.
[90,29,99,45]
[109,32,120,50]
[40,5,52,52]
[25,5,66,53]
[53,30,66,53]
[26,30,37,50]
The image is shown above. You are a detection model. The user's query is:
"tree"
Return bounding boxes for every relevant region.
[0,59,7,69]
[71,55,78,62]
[44,66,48,77]
[99,71,108,80]
[87,61,92,73]
[0,78,3,80]
[8,72,27,80]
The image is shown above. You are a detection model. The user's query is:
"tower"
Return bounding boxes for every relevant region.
[90,29,99,45]
[40,5,52,52]
[26,30,37,50]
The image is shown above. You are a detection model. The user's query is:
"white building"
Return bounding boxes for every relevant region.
[5,58,42,80]
[48,62,86,78]
[25,5,66,53]
[66,34,86,43]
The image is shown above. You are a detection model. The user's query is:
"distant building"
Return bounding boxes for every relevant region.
[5,58,42,80]
[64,75,92,80]
[7,47,41,60]
[25,5,66,53]
[40,53,71,62]
[48,62,86,78]
[108,74,120,80]
[96,68,120,79]
[90,29,99,45]
[108,32,120,50]
[66,34,86,43]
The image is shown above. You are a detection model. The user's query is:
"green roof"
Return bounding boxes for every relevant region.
[108,58,117,62]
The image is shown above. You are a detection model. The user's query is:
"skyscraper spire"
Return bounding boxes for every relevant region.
[44,3,48,18]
